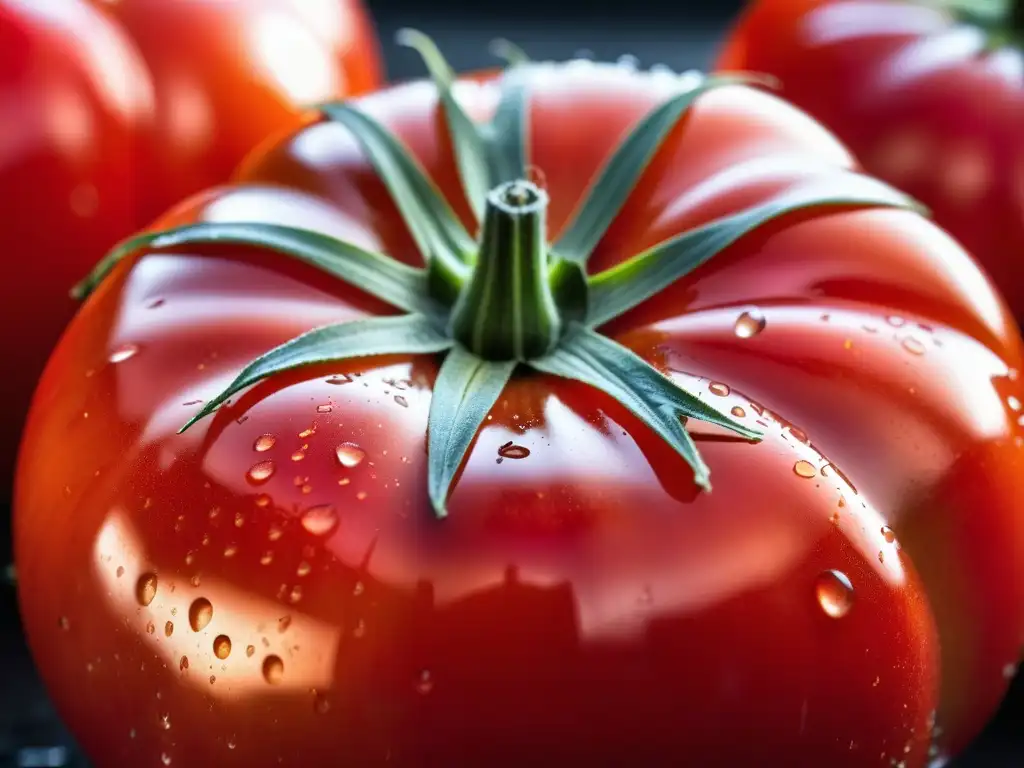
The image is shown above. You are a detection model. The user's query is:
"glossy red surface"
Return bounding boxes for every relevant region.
[15,63,1024,766]
[0,0,150,492]
[717,0,1024,320]
[90,0,382,227]
[0,0,380,491]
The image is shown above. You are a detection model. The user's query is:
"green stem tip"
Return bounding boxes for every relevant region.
[448,180,561,361]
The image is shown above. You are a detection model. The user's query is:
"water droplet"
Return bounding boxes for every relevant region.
[179,655,189,671]
[160,713,171,730]
[881,526,897,544]
[268,525,283,542]
[815,570,854,618]
[1009,396,1022,411]
[289,586,303,603]
[262,655,284,684]
[887,315,906,327]
[734,308,766,338]
[877,550,885,564]
[247,460,276,484]
[246,645,255,657]
[161,752,172,765]
[146,621,155,635]
[58,616,69,631]
[326,374,352,385]
[253,434,276,452]
[353,581,365,597]
[188,598,213,632]
[227,737,237,750]
[901,336,926,355]
[313,690,331,714]
[730,405,746,417]
[1003,662,1017,679]
[297,561,311,577]
[353,618,366,638]
[213,635,232,659]
[223,544,238,558]
[709,382,730,397]
[316,404,333,413]
[793,460,816,478]
[415,669,434,694]
[300,505,339,537]
[278,615,292,632]
[109,343,139,363]
[291,450,305,462]
[114,565,124,578]
[190,574,202,588]
[165,621,173,637]
[255,494,271,508]
[260,551,274,566]
[497,441,530,460]
[394,395,409,408]
[335,442,366,467]
[136,573,158,606]
[148,298,165,309]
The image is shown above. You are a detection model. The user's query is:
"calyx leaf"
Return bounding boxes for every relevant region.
[71,223,437,316]
[427,346,517,517]
[530,324,761,490]
[586,173,922,326]
[180,314,453,433]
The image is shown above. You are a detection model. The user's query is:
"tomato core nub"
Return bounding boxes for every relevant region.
[448,179,562,361]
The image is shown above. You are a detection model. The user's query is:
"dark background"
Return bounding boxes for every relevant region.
[2,0,1021,765]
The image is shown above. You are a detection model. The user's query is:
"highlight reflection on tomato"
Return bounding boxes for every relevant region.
[717,0,1024,321]
[0,0,380,490]
[14,47,1024,767]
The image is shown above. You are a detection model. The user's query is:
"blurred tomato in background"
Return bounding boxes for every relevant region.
[717,0,1024,322]
[0,0,381,492]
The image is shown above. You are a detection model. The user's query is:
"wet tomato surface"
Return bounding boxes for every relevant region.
[14,61,1024,766]
[717,0,1024,322]
[0,0,380,488]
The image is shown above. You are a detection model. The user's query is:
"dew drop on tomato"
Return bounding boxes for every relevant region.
[730,405,746,417]
[335,442,366,468]
[415,669,434,694]
[708,382,730,396]
[793,460,816,478]
[300,505,339,537]
[901,336,926,356]
[881,526,897,544]
[108,343,139,364]
[326,374,352,385]
[247,460,276,484]
[164,621,173,637]
[734,308,766,338]
[253,434,276,452]
[161,752,172,765]
[213,634,231,659]
[815,570,854,618]
[262,655,284,684]
[188,597,213,632]
[135,573,158,606]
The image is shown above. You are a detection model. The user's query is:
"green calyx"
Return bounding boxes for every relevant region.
[72,32,921,518]
[924,0,1024,46]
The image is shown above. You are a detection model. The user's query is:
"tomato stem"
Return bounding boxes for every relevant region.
[448,180,562,360]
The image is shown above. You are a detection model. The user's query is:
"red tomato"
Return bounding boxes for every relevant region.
[14,60,1024,766]
[0,0,380,490]
[717,0,1024,320]
[89,0,383,227]
[0,0,150,494]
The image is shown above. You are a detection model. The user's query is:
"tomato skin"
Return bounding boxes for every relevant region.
[0,0,151,493]
[16,64,1024,766]
[717,0,1024,321]
[89,0,382,227]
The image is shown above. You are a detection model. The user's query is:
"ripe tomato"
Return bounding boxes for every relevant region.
[0,0,380,491]
[0,0,151,495]
[14,52,1024,766]
[88,0,383,227]
[717,0,1024,322]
